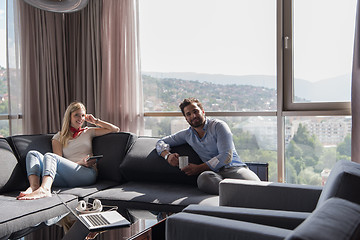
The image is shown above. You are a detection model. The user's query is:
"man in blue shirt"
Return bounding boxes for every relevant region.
[156,98,260,195]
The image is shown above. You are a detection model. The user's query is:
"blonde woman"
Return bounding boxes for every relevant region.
[17,102,119,200]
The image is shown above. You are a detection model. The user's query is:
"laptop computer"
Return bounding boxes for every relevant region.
[55,192,130,232]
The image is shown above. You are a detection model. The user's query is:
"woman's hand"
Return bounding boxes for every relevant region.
[85,114,120,135]
[78,155,97,168]
[85,114,98,125]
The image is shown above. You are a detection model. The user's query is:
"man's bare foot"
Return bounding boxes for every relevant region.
[17,186,52,200]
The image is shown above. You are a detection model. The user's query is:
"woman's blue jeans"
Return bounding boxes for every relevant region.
[26,150,97,187]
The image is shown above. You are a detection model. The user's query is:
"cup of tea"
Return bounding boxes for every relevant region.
[179,156,189,169]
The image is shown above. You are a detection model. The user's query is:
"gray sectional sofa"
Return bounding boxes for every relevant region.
[0,132,268,239]
[166,160,360,240]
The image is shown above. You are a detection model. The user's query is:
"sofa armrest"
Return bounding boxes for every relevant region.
[166,212,291,240]
[285,198,360,240]
[220,179,322,212]
[183,204,309,230]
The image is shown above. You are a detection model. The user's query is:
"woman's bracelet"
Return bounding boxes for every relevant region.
[95,118,100,125]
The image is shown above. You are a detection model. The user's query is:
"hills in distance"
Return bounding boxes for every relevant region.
[143,72,351,102]
[142,74,277,112]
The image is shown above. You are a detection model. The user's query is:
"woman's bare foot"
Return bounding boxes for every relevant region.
[17,186,52,200]
[16,186,37,199]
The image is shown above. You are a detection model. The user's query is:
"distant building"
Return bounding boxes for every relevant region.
[288,117,351,146]
[237,116,277,151]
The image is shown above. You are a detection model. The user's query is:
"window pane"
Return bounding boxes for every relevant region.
[293,0,356,103]
[145,116,277,181]
[140,0,276,112]
[285,116,351,186]
[0,119,9,137]
[0,1,8,115]
[7,0,21,115]
[0,1,5,70]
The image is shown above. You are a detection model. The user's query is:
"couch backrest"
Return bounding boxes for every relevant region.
[7,134,54,179]
[0,138,28,193]
[286,198,360,240]
[317,160,360,208]
[7,132,137,185]
[119,137,203,186]
[93,132,137,182]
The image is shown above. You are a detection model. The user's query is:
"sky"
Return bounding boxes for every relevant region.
[139,0,276,79]
[139,0,357,83]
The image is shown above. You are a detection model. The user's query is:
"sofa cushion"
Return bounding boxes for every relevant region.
[119,137,203,186]
[88,181,219,213]
[7,134,54,177]
[54,179,119,198]
[92,132,137,182]
[166,212,290,240]
[182,204,309,230]
[0,139,28,193]
[219,179,322,212]
[317,160,360,207]
[0,192,77,239]
[286,198,360,240]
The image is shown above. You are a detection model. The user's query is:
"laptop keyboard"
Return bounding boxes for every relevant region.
[83,214,110,227]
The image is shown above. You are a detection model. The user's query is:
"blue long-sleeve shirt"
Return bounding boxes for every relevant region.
[156,118,245,172]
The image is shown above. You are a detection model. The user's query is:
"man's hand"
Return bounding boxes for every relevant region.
[167,153,180,167]
[182,163,210,176]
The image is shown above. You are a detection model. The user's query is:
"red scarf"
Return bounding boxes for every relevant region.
[70,127,85,138]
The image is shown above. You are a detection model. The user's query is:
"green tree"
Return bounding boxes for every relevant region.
[285,159,298,183]
[285,124,323,183]
[292,124,322,167]
[337,134,351,157]
[297,167,322,185]
[232,128,259,150]
[286,140,303,159]
[0,100,8,114]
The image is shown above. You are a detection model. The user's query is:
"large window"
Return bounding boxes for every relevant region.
[284,0,356,111]
[285,116,351,185]
[140,0,277,112]
[145,116,278,181]
[293,0,355,103]
[0,0,10,137]
[1,0,22,137]
[139,0,356,184]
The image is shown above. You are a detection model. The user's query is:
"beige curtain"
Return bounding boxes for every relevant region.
[352,0,360,163]
[101,0,144,135]
[18,0,103,134]
[65,0,102,115]
[19,0,68,134]
[18,0,143,135]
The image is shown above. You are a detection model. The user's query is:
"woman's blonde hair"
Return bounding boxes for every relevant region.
[59,102,86,146]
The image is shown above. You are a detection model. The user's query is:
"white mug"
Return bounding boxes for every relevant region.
[179,156,189,169]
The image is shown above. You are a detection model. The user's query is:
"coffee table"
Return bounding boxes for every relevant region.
[24,209,166,240]
[91,209,166,240]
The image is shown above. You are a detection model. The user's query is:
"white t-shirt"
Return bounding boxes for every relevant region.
[52,127,96,163]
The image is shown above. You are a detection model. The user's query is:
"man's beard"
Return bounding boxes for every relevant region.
[189,117,205,128]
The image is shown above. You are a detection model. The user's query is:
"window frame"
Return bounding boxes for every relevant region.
[282,0,352,114]
[3,1,352,170]
[143,0,353,182]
